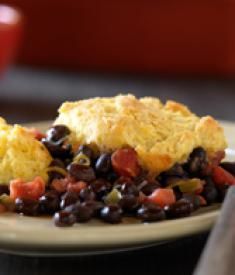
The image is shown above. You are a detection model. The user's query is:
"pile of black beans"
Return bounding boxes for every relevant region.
[12,125,231,227]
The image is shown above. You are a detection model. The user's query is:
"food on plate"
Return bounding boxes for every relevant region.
[0,94,233,227]
[54,94,227,175]
[0,118,52,183]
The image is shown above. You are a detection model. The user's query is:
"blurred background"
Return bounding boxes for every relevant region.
[0,0,235,123]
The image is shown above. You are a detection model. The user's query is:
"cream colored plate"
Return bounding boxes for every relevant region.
[0,120,234,256]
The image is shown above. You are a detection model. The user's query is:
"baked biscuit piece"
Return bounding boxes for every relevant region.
[0,118,52,183]
[54,94,227,175]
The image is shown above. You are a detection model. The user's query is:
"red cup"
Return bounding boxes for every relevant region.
[0,5,22,74]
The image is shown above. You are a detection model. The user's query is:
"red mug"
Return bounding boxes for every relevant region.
[0,5,22,74]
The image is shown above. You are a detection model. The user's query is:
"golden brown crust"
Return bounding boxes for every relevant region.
[54,94,227,175]
[0,118,52,183]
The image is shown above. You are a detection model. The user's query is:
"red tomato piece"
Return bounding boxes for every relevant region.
[212,166,235,186]
[10,176,45,200]
[67,181,87,193]
[51,178,69,193]
[147,188,176,208]
[202,151,225,176]
[111,148,140,178]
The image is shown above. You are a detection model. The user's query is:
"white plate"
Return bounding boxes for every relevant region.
[0,120,234,256]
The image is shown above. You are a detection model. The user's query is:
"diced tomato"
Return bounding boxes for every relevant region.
[147,188,176,208]
[27,128,46,140]
[10,176,45,200]
[212,166,235,186]
[111,148,141,178]
[202,151,226,176]
[51,178,69,193]
[67,181,87,193]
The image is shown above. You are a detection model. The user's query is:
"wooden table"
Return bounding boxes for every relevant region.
[0,67,234,275]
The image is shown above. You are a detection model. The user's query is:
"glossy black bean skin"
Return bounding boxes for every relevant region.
[119,182,139,197]
[42,139,73,159]
[137,202,166,222]
[201,183,218,204]
[46,125,70,142]
[172,186,182,201]
[54,210,76,227]
[119,194,139,211]
[76,145,95,160]
[165,199,192,219]
[100,205,122,224]
[15,198,40,216]
[0,185,9,195]
[185,147,207,176]
[89,179,112,199]
[67,163,96,182]
[95,153,112,174]
[105,171,119,182]
[161,163,185,178]
[79,188,96,202]
[65,202,93,222]
[220,162,235,176]
[83,201,104,217]
[39,191,60,214]
[49,159,66,169]
[60,192,80,209]
[138,180,160,196]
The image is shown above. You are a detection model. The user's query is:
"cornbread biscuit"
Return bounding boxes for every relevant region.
[0,118,52,183]
[54,94,227,175]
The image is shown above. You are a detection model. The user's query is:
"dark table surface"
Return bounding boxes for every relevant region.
[0,67,235,275]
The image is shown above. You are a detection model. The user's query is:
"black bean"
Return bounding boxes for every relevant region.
[217,184,229,202]
[90,179,112,199]
[39,190,60,214]
[172,186,182,201]
[185,147,207,176]
[201,178,218,204]
[65,202,93,222]
[105,171,119,182]
[95,153,112,174]
[67,163,96,182]
[182,194,200,210]
[137,202,166,222]
[0,185,9,195]
[119,182,139,197]
[76,145,95,160]
[42,139,73,159]
[138,180,160,196]
[15,198,40,216]
[165,199,192,219]
[54,210,76,227]
[46,125,70,142]
[220,162,235,176]
[82,201,104,217]
[60,191,80,209]
[100,205,122,224]
[119,194,139,211]
[161,163,185,178]
[49,159,66,169]
[79,188,96,202]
